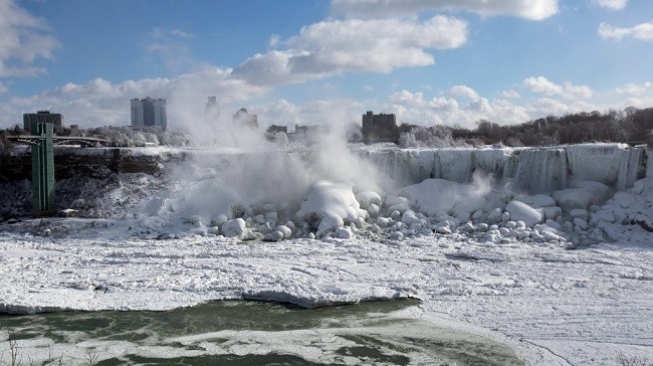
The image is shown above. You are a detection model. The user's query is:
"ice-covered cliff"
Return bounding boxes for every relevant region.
[360,143,648,193]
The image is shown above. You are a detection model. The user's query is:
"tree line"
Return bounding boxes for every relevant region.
[398,106,653,148]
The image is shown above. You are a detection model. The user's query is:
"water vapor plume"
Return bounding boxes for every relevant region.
[156,103,393,225]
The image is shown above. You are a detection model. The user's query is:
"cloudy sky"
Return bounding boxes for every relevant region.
[1,0,652,130]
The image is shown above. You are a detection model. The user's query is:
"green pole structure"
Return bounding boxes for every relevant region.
[30,122,55,216]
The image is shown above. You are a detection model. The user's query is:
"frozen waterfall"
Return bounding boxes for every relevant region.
[361,143,648,194]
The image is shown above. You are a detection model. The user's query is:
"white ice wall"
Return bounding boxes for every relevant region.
[191,144,647,197]
[361,143,647,194]
[646,149,653,177]
[508,148,567,193]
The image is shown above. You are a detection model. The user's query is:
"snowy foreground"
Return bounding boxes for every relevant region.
[1,144,653,365]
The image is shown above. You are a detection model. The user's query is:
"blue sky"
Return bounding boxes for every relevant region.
[1,0,652,130]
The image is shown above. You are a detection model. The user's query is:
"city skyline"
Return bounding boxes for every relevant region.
[0,0,652,130]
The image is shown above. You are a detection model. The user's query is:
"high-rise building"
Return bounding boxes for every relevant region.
[232,107,258,129]
[205,95,220,119]
[131,97,167,131]
[23,111,63,132]
[362,111,399,143]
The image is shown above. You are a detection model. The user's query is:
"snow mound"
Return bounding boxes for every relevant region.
[588,177,653,244]
[553,181,611,212]
[398,179,476,216]
[296,180,364,237]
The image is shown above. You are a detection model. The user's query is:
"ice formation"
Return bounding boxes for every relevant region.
[363,143,648,193]
[1,143,652,365]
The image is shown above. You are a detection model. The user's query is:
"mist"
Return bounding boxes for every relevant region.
[155,101,392,224]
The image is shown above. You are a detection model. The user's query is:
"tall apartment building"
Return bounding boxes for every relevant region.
[205,95,220,119]
[362,111,399,143]
[23,111,63,132]
[232,107,258,129]
[131,97,167,131]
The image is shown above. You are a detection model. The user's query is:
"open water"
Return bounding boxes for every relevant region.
[0,300,523,365]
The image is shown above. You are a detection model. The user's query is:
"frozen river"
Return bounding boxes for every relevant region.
[0,299,524,365]
[1,229,651,365]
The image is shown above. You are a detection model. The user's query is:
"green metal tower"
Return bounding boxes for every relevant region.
[30,122,55,216]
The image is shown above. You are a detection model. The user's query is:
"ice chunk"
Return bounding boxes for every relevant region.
[222,218,246,237]
[505,200,542,227]
[516,194,556,208]
[569,209,588,220]
[335,227,354,239]
[367,203,380,218]
[541,206,562,221]
[553,188,592,212]
[575,181,611,205]
[398,179,480,216]
[276,225,292,239]
[486,207,503,224]
[356,191,382,210]
[401,210,420,226]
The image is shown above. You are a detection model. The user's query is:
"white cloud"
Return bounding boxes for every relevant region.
[386,89,530,128]
[0,81,7,94]
[522,76,593,100]
[0,0,60,77]
[254,98,364,129]
[449,85,479,100]
[145,27,199,73]
[382,85,653,130]
[170,29,193,38]
[232,16,467,85]
[527,97,571,116]
[0,68,267,129]
[616,82,652,96]
[501,90,521,99]
[599,22,653,41]
[612,82,653,109]
[591,0,627,10]
[562,82,594,100]
[523,76,562,95]
[331,0,559,20]
[268,34,281,48]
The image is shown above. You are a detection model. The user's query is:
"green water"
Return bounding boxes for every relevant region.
[0,300,523,365]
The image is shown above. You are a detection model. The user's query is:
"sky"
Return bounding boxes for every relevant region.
[0,0,652,131]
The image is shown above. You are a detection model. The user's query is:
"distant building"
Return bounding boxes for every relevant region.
[205,96,220,119]
[266,125,287,134]
[23,111,63,133]
[362,111,399,144]
[232,108,258,129]
[131,97,167,131]
[294,125,315,135]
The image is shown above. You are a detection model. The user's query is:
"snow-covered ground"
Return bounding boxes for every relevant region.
[1,143,652,365]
